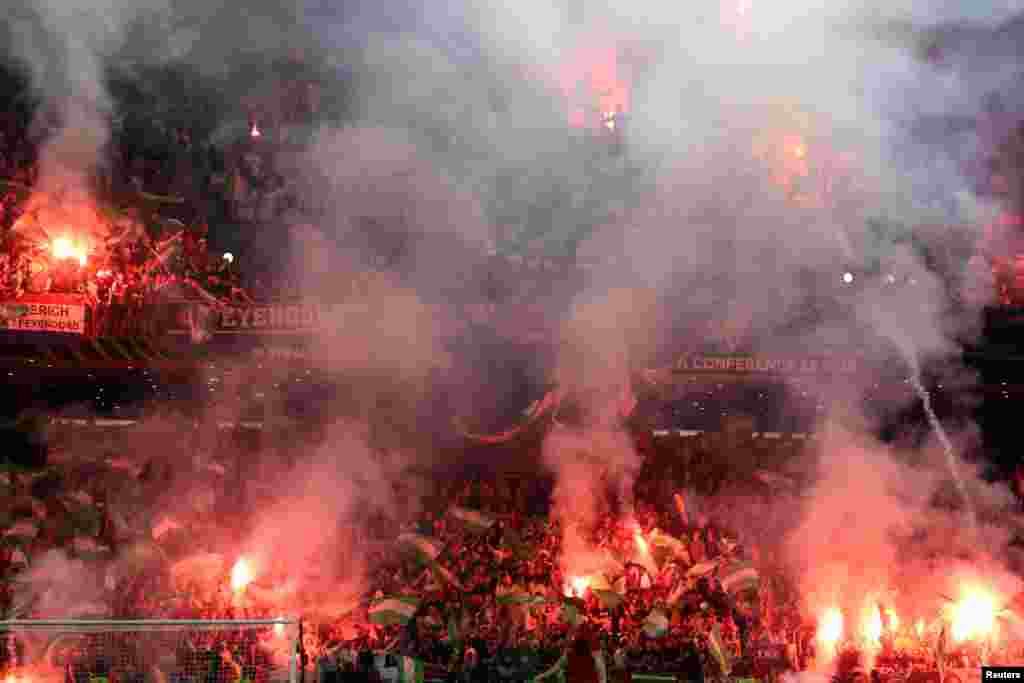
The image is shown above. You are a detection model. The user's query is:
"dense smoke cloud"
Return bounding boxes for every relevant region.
[786,421,1023,642]
[7,0,1024,625]
[241,420,427,618]
[4,0,166,194]
[289,0,1022,605]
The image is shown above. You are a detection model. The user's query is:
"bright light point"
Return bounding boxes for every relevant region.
[842,272,854,284]
[231,557,255,593]
[274,618,285,637]
[52,237,87,266]
[861,605,882,645]
[250,124,261,138]
[949,585,999,642]
[565,575,590,598]
[886,610,900,633]
[885,274,897,284]
[818,607,843,652]
[223,252,234,263]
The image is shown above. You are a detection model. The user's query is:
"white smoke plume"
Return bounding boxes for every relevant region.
[6,0,167,195]
[7,0,1023,624]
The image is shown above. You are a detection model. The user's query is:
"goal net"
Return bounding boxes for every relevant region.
[0,619,300,683]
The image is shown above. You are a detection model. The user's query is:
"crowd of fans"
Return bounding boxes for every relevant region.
[5,408,1024,683]
[313,433,816,682]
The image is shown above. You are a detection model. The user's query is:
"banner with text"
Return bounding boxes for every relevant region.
[0,295,87,335]
[673,353,858,375]
[165,300,373,337]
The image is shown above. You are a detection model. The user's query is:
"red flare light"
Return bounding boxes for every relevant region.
[51,236,87,266]
[818,607,843,654]
[861,604,882,646]
[949,584,999,643]
[231,556,255,593]
[565,575,590,598]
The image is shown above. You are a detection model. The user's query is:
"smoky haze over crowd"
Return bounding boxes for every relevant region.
[3,0,1024,624]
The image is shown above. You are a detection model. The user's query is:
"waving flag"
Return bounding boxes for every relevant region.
[561,598,584,626]
[398,656,423,683]
[720,560,760,596]
[708,622,732,675]
[687,561,719,578]
[368,597,420,626]
[649,529,692,565]
[449,506,495,532]
[397,533,441,563]
[589,574,626,609]
[643,609,669,638]
[430,563,466,592]
[496,584,546,606]
[456,386,563,444]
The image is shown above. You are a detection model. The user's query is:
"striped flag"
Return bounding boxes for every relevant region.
[649,529,692,564]
[643,609,669,638]
[430,563,466,592]
[397,533,441,563]
[720,560,760,596]
[368,597,419,626]
[687,560,719,578]
[708,622,732,675]
[398,655,423,683]
[496,587,546,606]
[449,506,495,532]
[589,575,626,609]
[561,598,583,626]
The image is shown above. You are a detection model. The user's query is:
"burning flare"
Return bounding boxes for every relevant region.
[861,604,882,646]
[51,236,87,266]
[948,584,999,643]
[565,575,591,598]
[818,607,843,654]
[231,556,255,593]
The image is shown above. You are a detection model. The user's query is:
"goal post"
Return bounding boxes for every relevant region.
[0,619,301,683]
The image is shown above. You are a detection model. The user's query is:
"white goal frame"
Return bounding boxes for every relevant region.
[0,619,301,683]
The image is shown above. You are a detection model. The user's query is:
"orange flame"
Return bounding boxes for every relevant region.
[231,557,255,593]
[886,609,900,633]
[817,607,843,653]
[51,236,87,266]
[565,575,590,598]
[558,23,632,129]
[861,604,882,646]
[634,529,649,555]
[949,584,999,642]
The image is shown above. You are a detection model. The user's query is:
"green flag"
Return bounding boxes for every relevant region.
[449,506,495,532]
[368,597,420,626]
[708,622,732,676]
[397,533,441,563]
[398,655,424,683]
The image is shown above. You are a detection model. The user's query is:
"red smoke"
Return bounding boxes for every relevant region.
[558,25,631,129]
